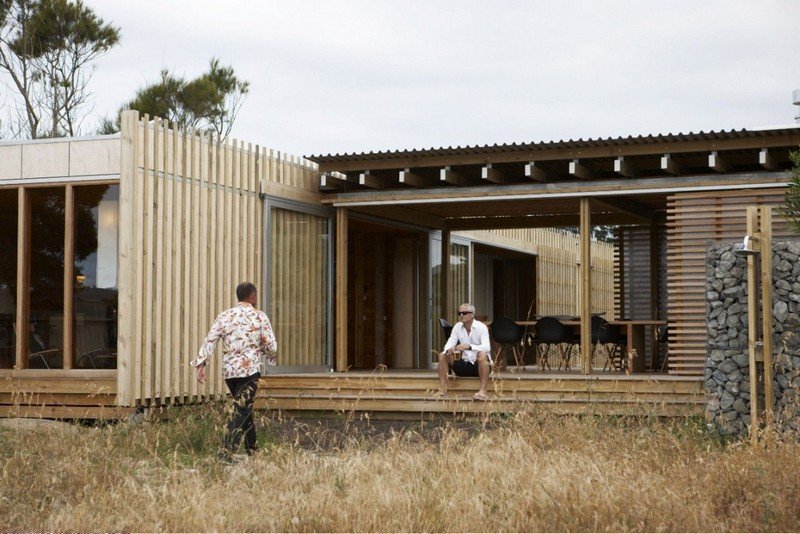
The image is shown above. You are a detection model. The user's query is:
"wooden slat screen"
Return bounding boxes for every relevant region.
[665,188,790,376]
[458,228,615,317]
[117,111,320,406]
[269,208,329,366]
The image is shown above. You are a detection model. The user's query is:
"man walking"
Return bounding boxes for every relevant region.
[191,282,277,461]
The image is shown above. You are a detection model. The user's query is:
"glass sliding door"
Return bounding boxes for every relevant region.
[73,185,119,369]
[266,200,331,370]
[28,187,66,369]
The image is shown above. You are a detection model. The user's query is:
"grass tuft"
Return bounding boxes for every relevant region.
[1,408,799,531]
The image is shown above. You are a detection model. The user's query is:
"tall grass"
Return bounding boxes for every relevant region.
[1,407,799,532]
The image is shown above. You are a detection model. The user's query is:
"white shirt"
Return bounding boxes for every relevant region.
[443,320,492,364]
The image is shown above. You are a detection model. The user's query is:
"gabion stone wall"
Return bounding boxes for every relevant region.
[705,241,800,435]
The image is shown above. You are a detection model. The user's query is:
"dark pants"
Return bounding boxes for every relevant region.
[223,372,260,454]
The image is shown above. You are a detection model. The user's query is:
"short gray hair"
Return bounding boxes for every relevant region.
[459,303,475,313]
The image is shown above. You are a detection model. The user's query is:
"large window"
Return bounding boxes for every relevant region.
[0,184,118,371]
[28,188,66,369]
[268,204,330,368]
[73,185,119,369]
[431,236,470,355]
[0,190,17,369]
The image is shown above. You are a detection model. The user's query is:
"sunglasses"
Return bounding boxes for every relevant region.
[458,311,472,316]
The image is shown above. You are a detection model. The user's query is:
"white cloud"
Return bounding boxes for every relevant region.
[56,0,800,155]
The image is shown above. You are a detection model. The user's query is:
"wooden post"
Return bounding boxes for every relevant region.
[441,230,451,320]
[335,207,348,372]
[117,110,137,406]
[15,187,30,370]
[63,185,75,370]
[649,219,660,369]
[580,198,592,375]
[745,206,759,443]
[760,205,774,428]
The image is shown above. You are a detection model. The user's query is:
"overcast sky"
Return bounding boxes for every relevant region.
[78,1,800,157]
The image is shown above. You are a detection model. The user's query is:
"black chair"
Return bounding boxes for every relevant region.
[658,326,669,372]
[533,317,577,371]
[591,316,626,371]
[490,317,526,372]
[439,318,453,341]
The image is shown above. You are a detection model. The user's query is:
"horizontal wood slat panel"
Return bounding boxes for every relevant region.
[260,373,704,416]
[665,187,790,376]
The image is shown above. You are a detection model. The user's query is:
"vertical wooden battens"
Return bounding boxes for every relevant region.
[117,110,137,406]
[760,205,774,428]
[580,198,592,374]
[441,230,452,322]
[335,207,348,372]
[115,111,320,406]
[745,206,759,442]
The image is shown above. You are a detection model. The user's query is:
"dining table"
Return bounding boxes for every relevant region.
[515,318,667,373]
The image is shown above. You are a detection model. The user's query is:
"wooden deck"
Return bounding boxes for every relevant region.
[0,370,129,419]
[260,370,705,417]
[0,369,705,420]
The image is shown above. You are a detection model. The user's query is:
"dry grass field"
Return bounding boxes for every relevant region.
[1,406,799,532]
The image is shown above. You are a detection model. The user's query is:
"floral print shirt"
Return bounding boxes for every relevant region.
[191,302,278,379]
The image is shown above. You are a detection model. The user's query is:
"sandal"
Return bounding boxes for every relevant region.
[472,392,488,401]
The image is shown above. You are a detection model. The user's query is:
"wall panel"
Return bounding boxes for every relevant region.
[665,188,790,376]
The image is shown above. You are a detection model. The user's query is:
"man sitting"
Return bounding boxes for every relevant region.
[437,303,492,400]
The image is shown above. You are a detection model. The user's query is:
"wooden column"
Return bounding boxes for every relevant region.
[335,207,348,372]
[117,109,137,406]
[441,229,451,320]
[760,206,774,428]
[649,219,660,369]
[745,206,759,442]
[15,187,30,370]
[580,198,592,375]
[63,185,75,369]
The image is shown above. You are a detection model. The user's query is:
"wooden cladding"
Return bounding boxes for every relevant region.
[665,187,791,376]
[117,111,320,407]
[270,208,329,366]
[457,228,614,317]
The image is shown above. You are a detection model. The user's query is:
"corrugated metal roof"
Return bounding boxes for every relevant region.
[306,126,800,163]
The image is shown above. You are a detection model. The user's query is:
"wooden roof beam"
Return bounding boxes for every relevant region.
[481,163,506,184]
[440,165,462,186]
[759,148,775,170]
[446,212,644,230]
[593,196,654,222]
[524,161,547,181]
[320,171,348,191]
[708,151,730,173]
[358,170,382,188]
[399,168,425,187]
[569,159,594,180]
[614,156,636,177]
[661,154,681,175]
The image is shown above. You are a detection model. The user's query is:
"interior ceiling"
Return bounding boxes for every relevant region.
[351,193,668,230]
